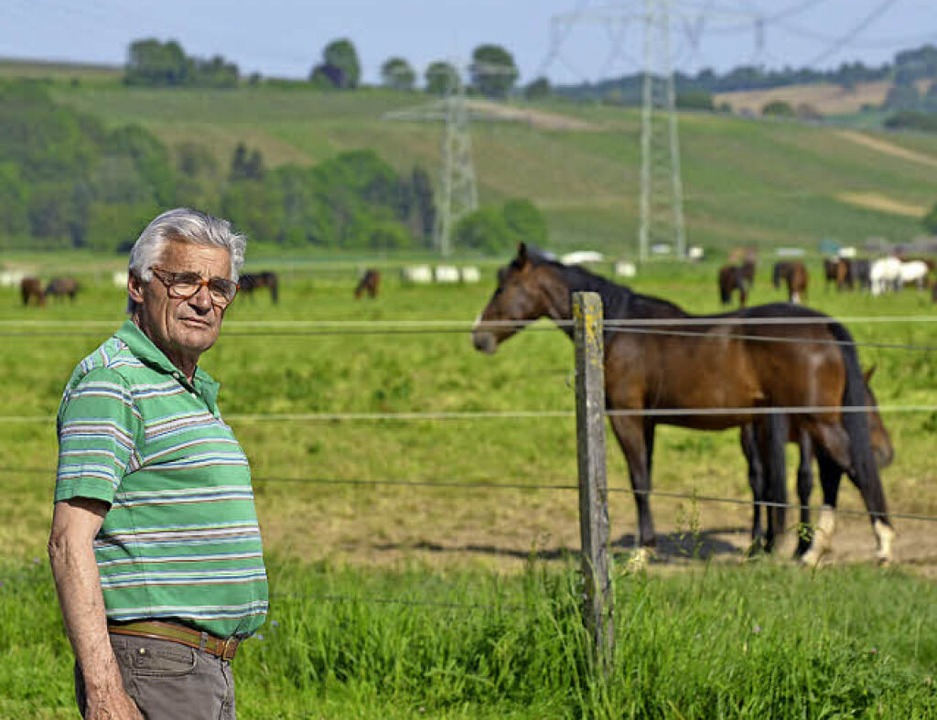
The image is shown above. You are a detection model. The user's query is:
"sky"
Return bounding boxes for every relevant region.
[1,0,935,86]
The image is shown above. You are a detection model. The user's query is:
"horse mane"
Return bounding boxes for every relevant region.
[525,250,687,319]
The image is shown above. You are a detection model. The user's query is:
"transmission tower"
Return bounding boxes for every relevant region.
[382,65,477,258]
[547,1,763,262]
[640,0,685,262]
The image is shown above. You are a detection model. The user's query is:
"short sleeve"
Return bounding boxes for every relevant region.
[55,368,140,505]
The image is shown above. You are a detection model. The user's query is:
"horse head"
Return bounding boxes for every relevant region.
[472,243,556,354]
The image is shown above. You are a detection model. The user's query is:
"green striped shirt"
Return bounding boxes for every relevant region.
[55,319,268,638]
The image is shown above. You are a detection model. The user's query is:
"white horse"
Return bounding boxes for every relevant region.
[870,257,902,296]
[898,259,930,290]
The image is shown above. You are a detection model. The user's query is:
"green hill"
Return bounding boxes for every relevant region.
[11,66,937,259]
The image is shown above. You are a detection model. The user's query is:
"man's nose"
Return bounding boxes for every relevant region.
[189,284,213,310]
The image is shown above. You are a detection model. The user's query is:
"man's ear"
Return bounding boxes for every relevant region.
[128,273,145,305]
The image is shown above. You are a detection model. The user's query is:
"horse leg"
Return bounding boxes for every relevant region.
[799,447,841,567]
[740,424,766,553]
[609,415,656,558]
[756,412,788,553]
[794,430,814,557]
[804,420,895,565]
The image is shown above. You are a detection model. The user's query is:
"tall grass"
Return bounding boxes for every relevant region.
[1,556,934,719]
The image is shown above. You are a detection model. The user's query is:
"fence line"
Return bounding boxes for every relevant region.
[7,463,935,525]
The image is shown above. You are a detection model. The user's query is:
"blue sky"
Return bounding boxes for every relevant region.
[1,0,935,85]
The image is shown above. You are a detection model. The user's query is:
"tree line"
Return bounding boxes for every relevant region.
[0,80,441,253]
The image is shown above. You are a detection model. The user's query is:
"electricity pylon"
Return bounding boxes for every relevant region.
[639,0,685,262]
[382,64,477,258]
[547,1,763,261]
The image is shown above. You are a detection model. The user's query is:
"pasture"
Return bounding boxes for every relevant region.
[2,253,936,717]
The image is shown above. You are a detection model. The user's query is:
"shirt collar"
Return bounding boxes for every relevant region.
[115,319,220,412]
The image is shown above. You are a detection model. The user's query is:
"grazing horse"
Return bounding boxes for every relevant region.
[354,269,381,299]
[45,276,79,302]
[897,259,930,290]
[20,277,45,307]
[239,271,279,304]
[740,366,893,562]
[772,261,809,304]
[472,244,894,564]
[717,264,749,307]
[823,258,840,291]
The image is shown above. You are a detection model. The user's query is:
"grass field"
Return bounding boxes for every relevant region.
[1,253,935,716]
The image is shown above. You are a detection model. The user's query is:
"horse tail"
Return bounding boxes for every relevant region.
[829,321,889,523]
[718,271,730,304]
[269,274,279,304]
[772,264,781,289]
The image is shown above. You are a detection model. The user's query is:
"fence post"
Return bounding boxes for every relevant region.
[573,291,614,668]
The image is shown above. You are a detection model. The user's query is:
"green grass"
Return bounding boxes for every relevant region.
[2,251,936,717]
[2,557,935,719]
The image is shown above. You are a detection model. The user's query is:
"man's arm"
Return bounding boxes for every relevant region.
[48,497,143,720]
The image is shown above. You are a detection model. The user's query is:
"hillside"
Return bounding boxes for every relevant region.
[714,79,934,118]
[5,66,936,260]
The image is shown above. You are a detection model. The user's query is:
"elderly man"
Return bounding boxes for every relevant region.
[48,208,268,720]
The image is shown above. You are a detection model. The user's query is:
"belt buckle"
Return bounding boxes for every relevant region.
[221,636,239,660]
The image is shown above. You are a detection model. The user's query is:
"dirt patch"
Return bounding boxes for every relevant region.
[465,99,602,132]
[835,191,928,217]
[715,80,931,117]
[835,129,937,169]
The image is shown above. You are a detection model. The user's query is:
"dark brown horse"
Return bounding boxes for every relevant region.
[717,264,749,307]
[45,276,79,302]
[740,366,892,562]
[20,277,45,307]
[239,271,279,304]
[354,269,381,299]
[772,261,809,304]
[472,244,894,565]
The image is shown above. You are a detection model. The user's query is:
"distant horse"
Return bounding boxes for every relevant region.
[45,276,79,302]
[772,261,809,304]
[740,366,893,562]
[239,271,279,304]
[717,264,749,307]
[897,259,930,290]
[472,243,894,564]
[870,257,902,296]
[20,277,45,307]
[354,269,381,299]
[845,258,872,292]
[823,258,840,291]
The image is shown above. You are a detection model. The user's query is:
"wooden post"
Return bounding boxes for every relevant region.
[573,291,614,667]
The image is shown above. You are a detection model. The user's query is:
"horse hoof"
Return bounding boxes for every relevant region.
[626,547,653,573]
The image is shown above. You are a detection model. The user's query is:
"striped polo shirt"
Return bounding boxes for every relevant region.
[54,319,268,639]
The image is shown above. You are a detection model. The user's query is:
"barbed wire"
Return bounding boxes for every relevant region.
[2,399,936,426]
[7,464,936,525]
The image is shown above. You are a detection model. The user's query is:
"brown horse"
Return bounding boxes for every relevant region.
[20,277,45,307]
[772,261,809,303]
[472,244,893,564]
[717,264,749,307]
[354,269,381,299]
[45,276,79,302]
[740,366,892,562]
[239,271,279,304]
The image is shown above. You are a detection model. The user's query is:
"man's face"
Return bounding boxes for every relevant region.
[128,240,233,371]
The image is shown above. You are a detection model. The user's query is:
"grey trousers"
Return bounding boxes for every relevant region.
[76,633,236,720]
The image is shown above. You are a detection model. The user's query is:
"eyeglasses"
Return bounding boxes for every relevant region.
[149,266,239,307]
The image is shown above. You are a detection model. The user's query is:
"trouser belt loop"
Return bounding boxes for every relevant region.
[199,631,208,652]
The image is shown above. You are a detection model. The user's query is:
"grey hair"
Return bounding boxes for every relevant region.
[128,208,247,283]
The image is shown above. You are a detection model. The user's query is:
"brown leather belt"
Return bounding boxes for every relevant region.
[108,620,241,661]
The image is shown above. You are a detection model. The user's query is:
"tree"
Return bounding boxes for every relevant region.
[322,38,361,89]
[381,58,416,91]
[502,199,547,246]
[229,143,265,181]
[883,82,920,111]
[124,39,192,86]
[425,61,459,95]
[924,201,937,235]
[761,100,795,118]
[454,208,514,254]
[309,63,344,89]
[524,77,551,101]
[470,44,519,99]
